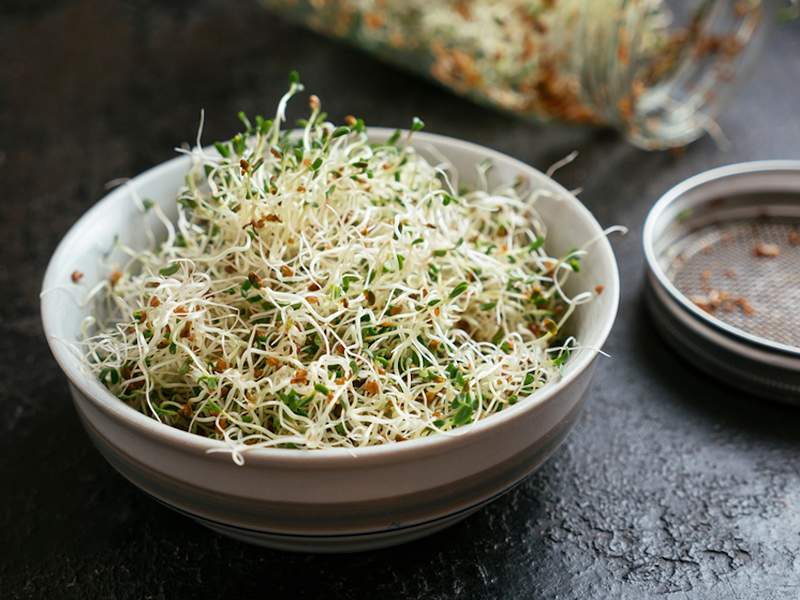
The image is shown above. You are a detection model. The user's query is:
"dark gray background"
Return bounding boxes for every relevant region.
[1,1,799,598]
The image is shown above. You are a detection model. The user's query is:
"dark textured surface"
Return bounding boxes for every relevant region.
[2,2,800,598]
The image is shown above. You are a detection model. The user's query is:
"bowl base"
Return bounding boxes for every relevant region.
[189,506,481,553]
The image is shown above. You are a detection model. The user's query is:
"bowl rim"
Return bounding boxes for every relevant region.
[41,128,620,466]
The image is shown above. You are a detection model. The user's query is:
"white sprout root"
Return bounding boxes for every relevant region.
[81,74,599,457]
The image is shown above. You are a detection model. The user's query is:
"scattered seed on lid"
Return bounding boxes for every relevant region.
[753,242,780,258]
[735,297,755,316]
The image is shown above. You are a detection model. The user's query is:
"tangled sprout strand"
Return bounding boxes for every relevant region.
[83,74,596,458]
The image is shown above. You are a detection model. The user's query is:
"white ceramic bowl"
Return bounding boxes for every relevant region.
[41,130,619,552]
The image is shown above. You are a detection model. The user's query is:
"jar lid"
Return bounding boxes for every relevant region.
[643,161,800,404]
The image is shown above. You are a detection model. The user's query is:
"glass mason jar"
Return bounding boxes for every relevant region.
[262,0,764,150]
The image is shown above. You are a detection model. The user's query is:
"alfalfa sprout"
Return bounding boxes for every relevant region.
[81,73,604,460]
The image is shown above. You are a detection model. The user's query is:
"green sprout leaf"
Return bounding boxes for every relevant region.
[451,393,475,425]
[237,111,252,133]
[159,263,180,277]
[449,281,468,300]
[527,236,545,252]
[566,252,581,272]
[204,400,222,415]
[99,367,119,386]
[199,376,219,391]
[213,142,230,158]
[232,134,246,156]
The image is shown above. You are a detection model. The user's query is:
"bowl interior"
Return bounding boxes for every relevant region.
[41,129,619,454]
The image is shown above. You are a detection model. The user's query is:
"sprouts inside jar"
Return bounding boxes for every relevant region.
[264,0,763,149]
[80,74,601,459]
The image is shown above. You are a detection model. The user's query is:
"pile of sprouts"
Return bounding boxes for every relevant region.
[81,74,600,459]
